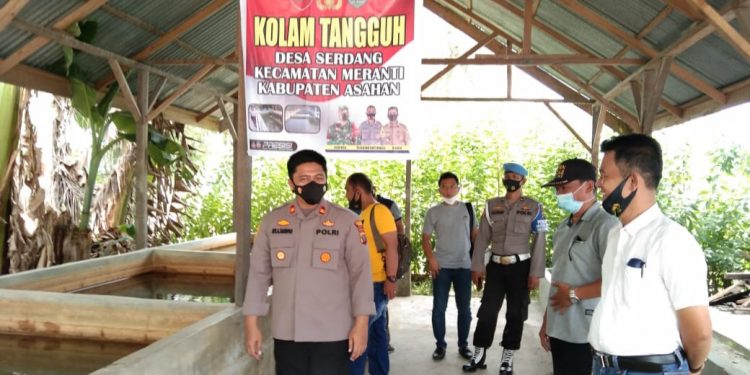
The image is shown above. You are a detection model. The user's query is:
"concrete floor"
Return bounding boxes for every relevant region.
[387,295,553,375]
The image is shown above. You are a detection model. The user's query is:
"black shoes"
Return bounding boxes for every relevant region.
[388,344,395,353]
[459,346,473,360]
[462,347,487,372]
[432,346,446,360]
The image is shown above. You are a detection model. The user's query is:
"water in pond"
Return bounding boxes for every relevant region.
[0,334,146,375]
[73,272,234,303]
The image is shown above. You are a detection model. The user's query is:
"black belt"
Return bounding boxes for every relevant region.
[594,349,684,372]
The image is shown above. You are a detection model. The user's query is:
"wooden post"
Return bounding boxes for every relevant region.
[234,7,252,307]
[591,103,606,168]
[135,68,149,250]
[397,160,412,297]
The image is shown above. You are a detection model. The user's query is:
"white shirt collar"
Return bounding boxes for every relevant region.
[621,203,661,236]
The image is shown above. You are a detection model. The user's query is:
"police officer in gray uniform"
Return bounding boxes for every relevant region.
[538,158,619,375]
[463,162,547,375]
[243,150,375,375]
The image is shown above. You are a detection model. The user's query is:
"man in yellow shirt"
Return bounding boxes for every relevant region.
[346,173,399,375]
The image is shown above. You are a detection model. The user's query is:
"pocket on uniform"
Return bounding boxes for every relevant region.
[270,246,293,268]
[513,215,532,233]
[312,248,340,270]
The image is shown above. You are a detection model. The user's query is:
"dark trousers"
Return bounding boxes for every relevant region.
[472,260,530,350]
[550,337,592,375]
[274,339,350,375]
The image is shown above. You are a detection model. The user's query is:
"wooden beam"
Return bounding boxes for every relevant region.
[556,0,726,103]
[664,0,704,20]
[523,0,534,54]
[146,58,237,66]
[530,0,542,15]
[490,0,682,118]
[425,0,636,133]
[604,6,736,101]
[507,41,513,98]
[217,96,237,141]
[148,76,167,112]
[100,3,236,74]
[95,0,231,89]
[146,64,215,123]
[135,68,149,250]
[587,5,673,88]
[0,0,30,32]
[0,0,107,76]
[421,31,499,91]
[108,59,141,121]
[689,0,750,62]
[544,102,592,152]
[638,57,673,134]
[464,54,646,65]
[420,96,592,104]
[738,1,750,39]
[233,4,251,307]
[196,88,238,122]
[592,103,607,167]
[9,18,237,105]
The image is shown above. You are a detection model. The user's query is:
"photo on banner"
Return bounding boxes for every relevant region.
[240,0,418,159]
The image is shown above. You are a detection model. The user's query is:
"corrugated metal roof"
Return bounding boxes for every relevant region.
[430,0,750,131]
[2,0,750,131]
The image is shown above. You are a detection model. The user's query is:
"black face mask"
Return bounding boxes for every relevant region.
[293,181,327,205]
[348,191,362,213]
[602,177,637,217]
[502,179,521,192]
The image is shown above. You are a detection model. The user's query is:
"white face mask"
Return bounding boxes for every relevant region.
[442,195,459,205]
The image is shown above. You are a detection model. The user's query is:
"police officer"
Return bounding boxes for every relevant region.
[243,150,374,375]
[463,163,547,375]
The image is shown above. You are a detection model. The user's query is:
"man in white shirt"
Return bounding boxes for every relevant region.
[589,134,712,375]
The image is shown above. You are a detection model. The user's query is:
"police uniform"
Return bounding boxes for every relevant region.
[243,199,375,374]
[470,195,546,350]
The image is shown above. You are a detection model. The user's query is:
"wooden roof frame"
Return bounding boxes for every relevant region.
[422,0,750,135]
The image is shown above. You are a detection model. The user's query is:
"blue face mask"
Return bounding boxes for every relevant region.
[555,183,587,214]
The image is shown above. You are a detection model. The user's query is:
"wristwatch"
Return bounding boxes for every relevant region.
[386,276,397,283]
[569,288,580,304]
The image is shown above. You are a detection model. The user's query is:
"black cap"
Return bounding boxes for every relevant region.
[542,158,596,187]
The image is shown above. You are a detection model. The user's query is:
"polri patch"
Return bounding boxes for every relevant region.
[275,250,286,261]
[316,229,339,236]
[320,251,332,263]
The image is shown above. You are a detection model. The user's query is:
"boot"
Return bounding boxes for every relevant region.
[462,347,487,372]
[499,348,514,375]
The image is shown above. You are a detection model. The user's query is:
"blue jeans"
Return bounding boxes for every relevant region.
[351,282,389,375]
[432,268,472,349]
[593,354,690,374]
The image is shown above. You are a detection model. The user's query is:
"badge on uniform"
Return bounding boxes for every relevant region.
[277,219,290,226]
[491,206,504,214]
[322,219,335,227]
[320,251,332,263]
[289,205,296,214]
[318,206,327,215]
[517,204,532,215]
[275,250,286,260]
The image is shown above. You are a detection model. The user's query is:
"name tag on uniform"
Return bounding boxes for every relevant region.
[272,228,293,234]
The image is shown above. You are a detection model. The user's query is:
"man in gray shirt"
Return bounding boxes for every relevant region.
[423,172,478,361]
[538,158,619,375]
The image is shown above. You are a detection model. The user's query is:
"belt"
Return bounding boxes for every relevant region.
[594,349,684,372]
[490,253,530,265]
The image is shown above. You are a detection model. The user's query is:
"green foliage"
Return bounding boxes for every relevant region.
[178,125,750,294]
[659,146,750,291]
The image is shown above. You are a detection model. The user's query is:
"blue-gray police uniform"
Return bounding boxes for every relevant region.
[470,196,547,350]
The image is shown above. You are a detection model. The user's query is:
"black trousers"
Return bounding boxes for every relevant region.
[550,337,592,375]
[472,260,530,350]
[274,339,350,375]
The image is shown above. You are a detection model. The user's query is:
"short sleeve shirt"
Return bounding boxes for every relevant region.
[423,202,474,269]
[361,203,396,281]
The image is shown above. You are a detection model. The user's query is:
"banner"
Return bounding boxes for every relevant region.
[240,0,418,158]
